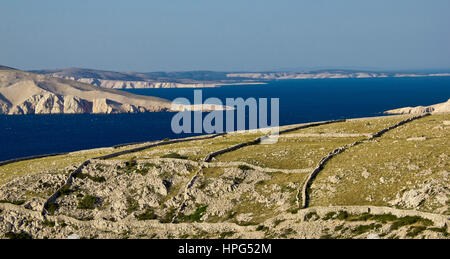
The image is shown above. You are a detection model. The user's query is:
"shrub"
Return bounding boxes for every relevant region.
[323,212,336,220]
[370,213,398,223]
[5,231,32,240]
[126,196,139,214]
[238,165,252,171]
[352,223,381,235]
[125,157,137,168]
[305,212,319,221]
[57,184,73,196]
[256,225,269,232]
[159,208,177,223]
[45,202,59,215]
[161,153,188,159]
[406,226,427,237]
[273,219,285,226]
[42,220,55,227]
[390,216,433,231]
[336,211,349,220]
[319,234,333,239]
[77,195,98,210]
[75,173,106,183]
[135,168,149,176]
[179,205,208,223]
[0,200,25,206]
[136,208,158,221]
[219,231,235,239]
[89,175,106,183]
[233,177,245,185]
[334,225,344,231]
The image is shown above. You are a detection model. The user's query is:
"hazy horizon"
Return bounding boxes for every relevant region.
[1,0,450,72]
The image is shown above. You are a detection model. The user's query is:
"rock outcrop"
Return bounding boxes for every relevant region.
[385,99,450,115]
[76,78,219,89]
[0,67,173,115]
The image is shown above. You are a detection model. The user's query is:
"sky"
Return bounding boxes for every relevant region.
[1,0,449,72]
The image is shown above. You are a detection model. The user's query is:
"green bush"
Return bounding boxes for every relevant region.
[233,177,245,185]
[136,208,158,221]
[352,223,381,235]
[45,202,59,215]
[305,212,319,221]
[57,184,73,197]
[77,195,98,210]
[179,205,208,222]
[159,208,177,223]
[256,225,269,231]
[406,226,426,237]
[219,231,235,239]
[42,220,55,227]
[161,153,188,159]
[125,157,137,168]
[390,216,433,231]
[323,212,336,220]
[0,200,25,206]
[126,196,139,214]
[238,165,253,171]
[75,173,106,183]
[336,211,349,220]
[5,231,32,240]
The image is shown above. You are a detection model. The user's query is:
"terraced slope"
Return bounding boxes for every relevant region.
[0,114,448,239]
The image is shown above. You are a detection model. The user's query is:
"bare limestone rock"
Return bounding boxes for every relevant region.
[385,99,450,115]
[63,95,90,114]
[35,93,64,114]
[92,98,115,114]
[389,177,449,210]
[0,68,172,115]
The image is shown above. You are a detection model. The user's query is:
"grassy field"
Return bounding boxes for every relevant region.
[1,114,447,216]
[287,115,410,135]
[110,133,264,162]
[310,114,450,213]
[0,143,153,186]
[217,136,364,170]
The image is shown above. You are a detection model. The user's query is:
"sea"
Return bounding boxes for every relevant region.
[0,77,449,161]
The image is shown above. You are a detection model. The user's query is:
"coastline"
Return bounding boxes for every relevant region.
[0,113,406,165]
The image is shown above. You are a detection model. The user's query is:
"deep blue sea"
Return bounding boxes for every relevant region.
[0,77,449,161]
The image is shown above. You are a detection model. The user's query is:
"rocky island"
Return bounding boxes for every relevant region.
[31,68,450,90]
[0,66,173,115]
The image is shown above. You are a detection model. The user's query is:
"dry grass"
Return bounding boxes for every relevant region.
[217,136,364,170]
[0,143,151,186]
[111,133,264,161]
[310,114,449,212]
[288,115,411,135]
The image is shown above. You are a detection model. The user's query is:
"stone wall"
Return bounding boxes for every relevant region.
[299,113,431,209]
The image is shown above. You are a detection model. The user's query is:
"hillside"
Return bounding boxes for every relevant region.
[385,99,450,115]
[0,113,448,239]
[31,68,245,89]
[31,68,450,90]
[0,67,172,115]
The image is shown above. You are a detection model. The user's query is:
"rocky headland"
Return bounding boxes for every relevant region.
[31,68,450,90]
[385,99,450,115]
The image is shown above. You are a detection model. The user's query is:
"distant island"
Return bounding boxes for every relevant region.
[0,66,222,115]
[2,64,449,116]
[30,67,450,89]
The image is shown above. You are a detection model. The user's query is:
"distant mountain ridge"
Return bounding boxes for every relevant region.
[31,67,450,89]
[0,67,172,115]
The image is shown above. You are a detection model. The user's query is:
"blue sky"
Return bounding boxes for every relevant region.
[1,0,449,72]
